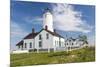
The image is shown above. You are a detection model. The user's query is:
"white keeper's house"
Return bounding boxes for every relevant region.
[13,8,87,53]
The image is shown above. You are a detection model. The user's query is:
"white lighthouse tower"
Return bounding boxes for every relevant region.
[43,8,54,32]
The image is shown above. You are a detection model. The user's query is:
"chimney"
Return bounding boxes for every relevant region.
[45,25,48,30]
[32,28,35,33]
[54,29,56,33]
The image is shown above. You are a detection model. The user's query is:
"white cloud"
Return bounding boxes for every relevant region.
[52,4,93,33]
[10,21,28,50]
[24,16,43,25]
[11,21,28,37]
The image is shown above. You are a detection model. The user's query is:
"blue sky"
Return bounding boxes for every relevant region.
[10,1,95,50]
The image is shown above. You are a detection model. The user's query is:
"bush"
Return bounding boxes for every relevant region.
[34,49,37,52]
[29,49,37,52]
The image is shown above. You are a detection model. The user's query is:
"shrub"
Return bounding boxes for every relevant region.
[34,49,37,52]
[29,49,37,52]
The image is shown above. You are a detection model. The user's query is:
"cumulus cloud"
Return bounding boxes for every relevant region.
[51,4,93,33]
[11,21,28,37]
[24,16,43,25]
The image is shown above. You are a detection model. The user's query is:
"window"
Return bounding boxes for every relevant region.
[39,34,42,40]
[59,41,61,47]
[39,41,42,48]
[69,40,71,42]
[55,41,56,45]
[18,45,20,49]
[21,45,23,49]
[25,43,27,48]
[30,42,32,48]
[57,41,59,45]
[72,43,73,45]
[46,33,49,39]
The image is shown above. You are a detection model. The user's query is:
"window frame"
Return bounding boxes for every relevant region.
[46,33,49,39]
[25,43,27,48]
[39,41,42,48]
[30,42,32,48]
[59,41,61,47]
[18,45,20,49]
[72,43,74,45]
[39,34,42,40]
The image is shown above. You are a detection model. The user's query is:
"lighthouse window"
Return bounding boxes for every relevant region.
[46,33,49,39]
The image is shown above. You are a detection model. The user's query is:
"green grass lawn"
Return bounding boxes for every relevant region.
[10,47,95,67]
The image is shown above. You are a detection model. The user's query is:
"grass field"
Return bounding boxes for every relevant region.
[10,47,95,67]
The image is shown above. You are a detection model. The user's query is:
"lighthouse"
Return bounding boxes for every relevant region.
[15,7,67,54]
[43,8,54,32]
